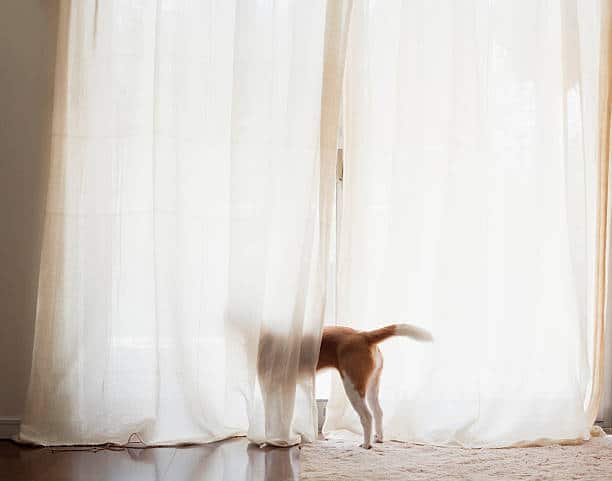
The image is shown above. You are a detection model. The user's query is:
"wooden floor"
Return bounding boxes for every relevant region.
[0,438,300,481]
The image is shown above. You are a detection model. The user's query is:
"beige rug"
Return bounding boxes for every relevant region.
[300,433,612,481]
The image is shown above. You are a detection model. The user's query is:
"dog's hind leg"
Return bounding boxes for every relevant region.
[366,349,384,443]
[341,374,373,449]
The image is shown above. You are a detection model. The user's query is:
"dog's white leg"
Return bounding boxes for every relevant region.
[366,363,383,443]
[341,375,372,449]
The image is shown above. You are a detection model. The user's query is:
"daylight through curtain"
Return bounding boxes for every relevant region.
[324,0,611,447]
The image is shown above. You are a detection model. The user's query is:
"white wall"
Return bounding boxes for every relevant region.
[0,0,59,433]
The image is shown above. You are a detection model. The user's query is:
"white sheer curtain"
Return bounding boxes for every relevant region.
[20,0,610,449]
[20,0,349,446]
[325,0,609,447]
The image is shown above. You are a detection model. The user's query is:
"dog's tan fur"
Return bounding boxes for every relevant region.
[316,323,433,448]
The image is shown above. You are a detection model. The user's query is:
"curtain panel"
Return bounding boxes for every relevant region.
[19,0,350,446]
[324,0,611,447]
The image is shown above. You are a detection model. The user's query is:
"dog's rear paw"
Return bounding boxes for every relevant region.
[374,434,383,443]
[360,443,372,450]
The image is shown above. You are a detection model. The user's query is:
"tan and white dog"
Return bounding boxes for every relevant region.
[316,323,433,449]
[256,323,432,448]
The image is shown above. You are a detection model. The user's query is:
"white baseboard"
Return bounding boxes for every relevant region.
[0,417,20,439]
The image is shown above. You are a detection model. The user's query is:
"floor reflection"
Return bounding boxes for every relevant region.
[247,444,300,481]
[0,438,300,481]
[166,439,300,481]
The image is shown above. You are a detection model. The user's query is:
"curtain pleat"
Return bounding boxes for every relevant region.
[588,0,612,426]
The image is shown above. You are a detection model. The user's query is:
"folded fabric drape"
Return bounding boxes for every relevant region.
[324,0,611,447]
[19,0,350,446]
[591,0,612,428]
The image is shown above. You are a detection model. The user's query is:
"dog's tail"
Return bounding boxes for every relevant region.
[364,323,433,345]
